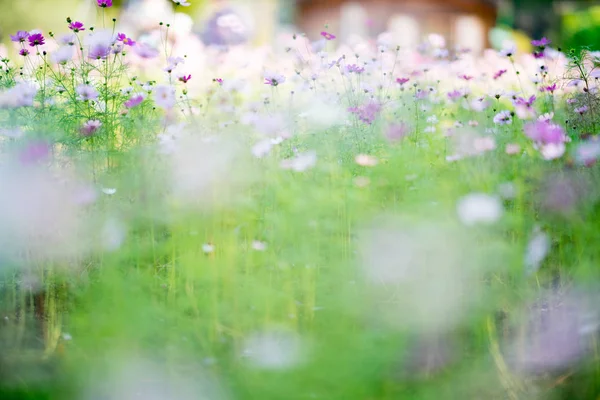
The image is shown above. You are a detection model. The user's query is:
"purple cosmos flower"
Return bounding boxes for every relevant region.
[178,74,192,83]
[542,83,557,94]
[533,51,545,59]
[80,120,102,136]
[68,21,85,32]
[28,33,45,47]
[348,102,381,125]
[19,49,30,57]
[213,78,223,85]
[76,84,99,101]
[396,77,410,85]
[321,31,336,40]
[531,37,551,47]
[346,64,365,74]
[459,74,473,81]
[514,95,536,108]
[575,105,589,115]
[124,94,144,108]
[447,89,463,102]
[493,69,507,80]
[89,45,110,60]
[524,120,566,145]
[10,31,29,43]
[97,0,112,7]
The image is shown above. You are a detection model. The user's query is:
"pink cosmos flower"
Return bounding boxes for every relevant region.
[396,77,410,85]
[493,110,512,125]
[385,123,409,142]
[348,102,381,125]
[68,21,85,32]
[575,105,589,115]
[124,94,144,108]
[178,74,192,84]
[321,31,336,40]
[524,120,566,145]
[134,43,159,59]
[19,49,30,57]
[213,78,223,85]
[116,33,136,46]
[80,120,102,136]
[28,33,45,47]
[493,69,507,80]
[541,83,557,93]
[97,0,112,7]
[459,74,473,81]
[10,31,29,43]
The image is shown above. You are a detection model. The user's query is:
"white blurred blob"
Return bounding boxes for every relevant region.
[102,218,127,252]
[164,133,240,207]
[298,97,344,130]
[251,240,267,251]
[202,243,215,254]
[359,217,489,333]
[84,357,227,400]
[0,163,91,264]
[251,138,273,158]
[280,151,317,172]
[241,329,305,370]
[456,193,503,226]
[497,182,517,200]
[524,226,550,275]
[102,187,117,195]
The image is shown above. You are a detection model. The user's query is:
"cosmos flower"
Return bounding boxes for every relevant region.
[531,37,551,47]
[153,85,176,110]
[524,120,566,145]
[76,84,99,101]
[28,33,45,47]
[116,33,136,46]
[19,49,30,57]
[493,69,507,80]
[51,46,74,64]
[346,64,365,74]
[124,94,144,108]
[320,31,336,40]
[10,31,29,43]
[264,71,286,86]
[348,102,381,125]
[178,74,192,84]
[385,123,410,143]
[97,0,112,7]
[396,77,410,85]
[80,120,102,136]
[68,21,85,32]
[172,0,191,6]
[493,110,512,125]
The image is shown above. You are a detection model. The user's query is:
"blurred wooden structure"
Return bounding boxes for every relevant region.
[294,0,498,51]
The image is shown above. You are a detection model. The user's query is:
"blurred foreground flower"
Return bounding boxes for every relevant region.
[456,193,503,226]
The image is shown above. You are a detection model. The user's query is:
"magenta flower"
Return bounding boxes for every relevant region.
[396,77,410,85]
[524,120,565,145]
[124,94,144,108]
[28,33,45,47]
[493,69,507,80]
[97,0,113,7]
[178,74,192,83]
[531,37,551,47]
[459,74,473,81]
[10,31,29,43]
[533,51,545,59]
[19,49,30,57]
[320,31,336,40]
[117,33,136,46]
[514,95,536,108]
[264,71,285,86]
[542,83,557,94]
[68,21,85,32]
[213,78,223,85]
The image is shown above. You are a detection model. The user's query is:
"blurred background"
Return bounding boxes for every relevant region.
[0,0,599,52]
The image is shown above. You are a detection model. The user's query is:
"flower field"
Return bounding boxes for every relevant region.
[1,1,600,399]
